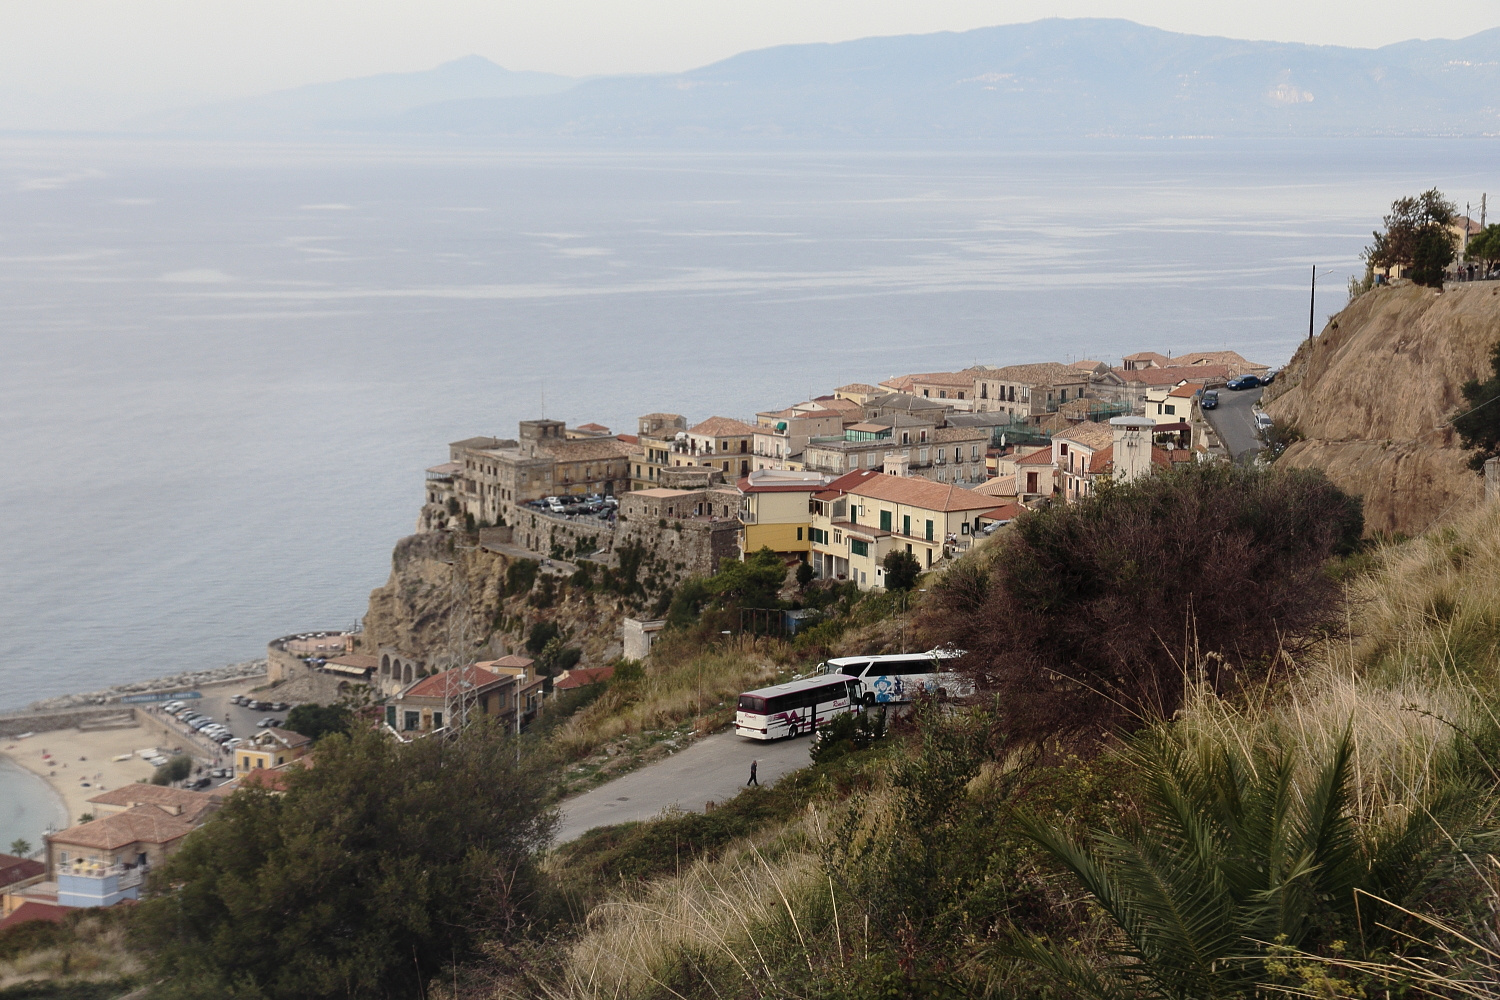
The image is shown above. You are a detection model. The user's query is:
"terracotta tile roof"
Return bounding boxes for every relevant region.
[845,472,999,512]
[1167,383,1199,398]
[933,425,987,442]
[575,422,610,432]
[1123,351,1170,364]
[975,362,1088,386]
[823,469,881,492]
[1170,350,1258,368]
[1015,447,1055,466]
[811,397,866,417]
[256,727,312,749]
[1055,422,1114,451]
[972,477,1016,497]
[881,371,977,390]
[553,666,615,691]
[864,392,948,412]
[237,766,296,792]
[980,503,1023,521]
[638,412,684,421]
[479,654,535,670]
[0,854,45,889]
[834,383,880,394]
[86,785,222,820]
[49,805,195,851]
[403,664,510,700]
[616,434,639,445]
[0,901,69,931]
[1087,444,1114,473]
[1070,359,1106,370]
[688,416,759,438]
[1115,365,1229,387]
[543,437,636,463]
[449,436,508,450]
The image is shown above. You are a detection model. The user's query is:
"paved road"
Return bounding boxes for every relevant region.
[142,687,303,775]
[1203,385,1264,460]
[554,730,813,843]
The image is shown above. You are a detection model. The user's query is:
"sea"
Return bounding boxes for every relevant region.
[1,135,1497,720]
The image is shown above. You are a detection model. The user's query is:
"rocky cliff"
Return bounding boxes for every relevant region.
[1265,281,1499,536]
[358,532,631,670]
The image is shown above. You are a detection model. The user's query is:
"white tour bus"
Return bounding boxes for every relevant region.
[735,674,862,740]
[819,648,969,707]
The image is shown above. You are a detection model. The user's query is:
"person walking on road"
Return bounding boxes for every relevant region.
[747,759,758,786]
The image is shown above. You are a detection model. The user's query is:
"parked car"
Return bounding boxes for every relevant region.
[271,702,289,712]
[1226,375,1260,390]
[251,700,272,711]
[256,716,283,729]
[1255,412,1275,433]
[1200,389,1219,410]
[161,701,183,713]
[178,711,199,722]
[224,739,243,750]
[1261,369,1278,385]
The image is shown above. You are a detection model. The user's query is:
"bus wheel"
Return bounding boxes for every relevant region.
[861,693,876,709]
[787,722,799,738]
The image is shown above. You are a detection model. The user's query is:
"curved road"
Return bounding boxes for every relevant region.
[1203,385,1264,460]
[555,730,811,843]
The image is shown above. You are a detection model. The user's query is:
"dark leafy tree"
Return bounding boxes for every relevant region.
[710,546,788,608]
[150,755,192,786]
[1364,189,1457,286]
[1454,340,1500,470]
[1409,225,1457,287]
[795,560,815,590]
[1466,223,1500,273]
[525,621,561,657]
[132,722,555,1000]
[882,549,921,592]
[282,703,352,743]
[921,463,1362,743]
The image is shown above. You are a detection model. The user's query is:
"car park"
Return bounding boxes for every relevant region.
[1226,375,1260,390]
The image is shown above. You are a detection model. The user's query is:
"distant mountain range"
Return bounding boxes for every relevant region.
[137,19,1500,141]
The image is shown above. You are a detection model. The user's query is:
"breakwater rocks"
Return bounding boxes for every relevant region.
[23,659,268,713]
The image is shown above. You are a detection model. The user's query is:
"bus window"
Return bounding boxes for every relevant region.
[737,694,767,713]
[837,661,869,677]
[884,658,940,675]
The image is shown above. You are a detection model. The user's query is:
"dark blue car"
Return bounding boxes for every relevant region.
[1226,375,1260,390]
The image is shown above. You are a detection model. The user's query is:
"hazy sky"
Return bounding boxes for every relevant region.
[4,0,1500,125]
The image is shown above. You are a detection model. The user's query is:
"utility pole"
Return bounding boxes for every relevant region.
[1308,265,1317,342]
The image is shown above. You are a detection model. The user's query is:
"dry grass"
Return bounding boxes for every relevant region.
[548,635,793,761]
[530,817,831,1000]
[0,915,142,990]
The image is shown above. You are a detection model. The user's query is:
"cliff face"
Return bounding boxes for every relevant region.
[359,532,628,669]
[1266,282,1499,536]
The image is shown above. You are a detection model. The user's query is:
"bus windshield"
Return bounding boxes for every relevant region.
[737,694,768,713]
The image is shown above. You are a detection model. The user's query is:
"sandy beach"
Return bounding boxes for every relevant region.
[3,726,167,829]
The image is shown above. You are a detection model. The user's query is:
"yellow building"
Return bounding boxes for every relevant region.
[808,469,1001,589]
[234,727,312,777]
[738,469,833,559]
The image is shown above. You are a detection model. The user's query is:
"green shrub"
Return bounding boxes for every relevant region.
[149,755,191,786]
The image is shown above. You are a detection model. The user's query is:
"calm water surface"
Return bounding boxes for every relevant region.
[1,136,1496,710]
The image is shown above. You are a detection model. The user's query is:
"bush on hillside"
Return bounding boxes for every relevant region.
[921,462,1363,743]
[149,755,192,786]
[282,703,351,743]
[881,549,921,591]
[132,722,554,1000]
[1455,340,1500,471]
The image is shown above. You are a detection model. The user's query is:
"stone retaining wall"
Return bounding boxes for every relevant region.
[0,708,135,738]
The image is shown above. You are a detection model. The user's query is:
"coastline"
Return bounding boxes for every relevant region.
[0,752,67,854]
[1,729,159,835]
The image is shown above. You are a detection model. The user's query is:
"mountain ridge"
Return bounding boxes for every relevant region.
[137,18,1500,141]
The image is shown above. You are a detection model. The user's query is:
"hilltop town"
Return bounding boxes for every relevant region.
[415,349,1267,593]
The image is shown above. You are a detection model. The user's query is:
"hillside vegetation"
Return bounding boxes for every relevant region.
[1267,281,1499,536]
[484,476,1500,1000]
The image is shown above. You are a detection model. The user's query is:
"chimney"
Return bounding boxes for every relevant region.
[1109,416,1156,485]
[882,453,910,477]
